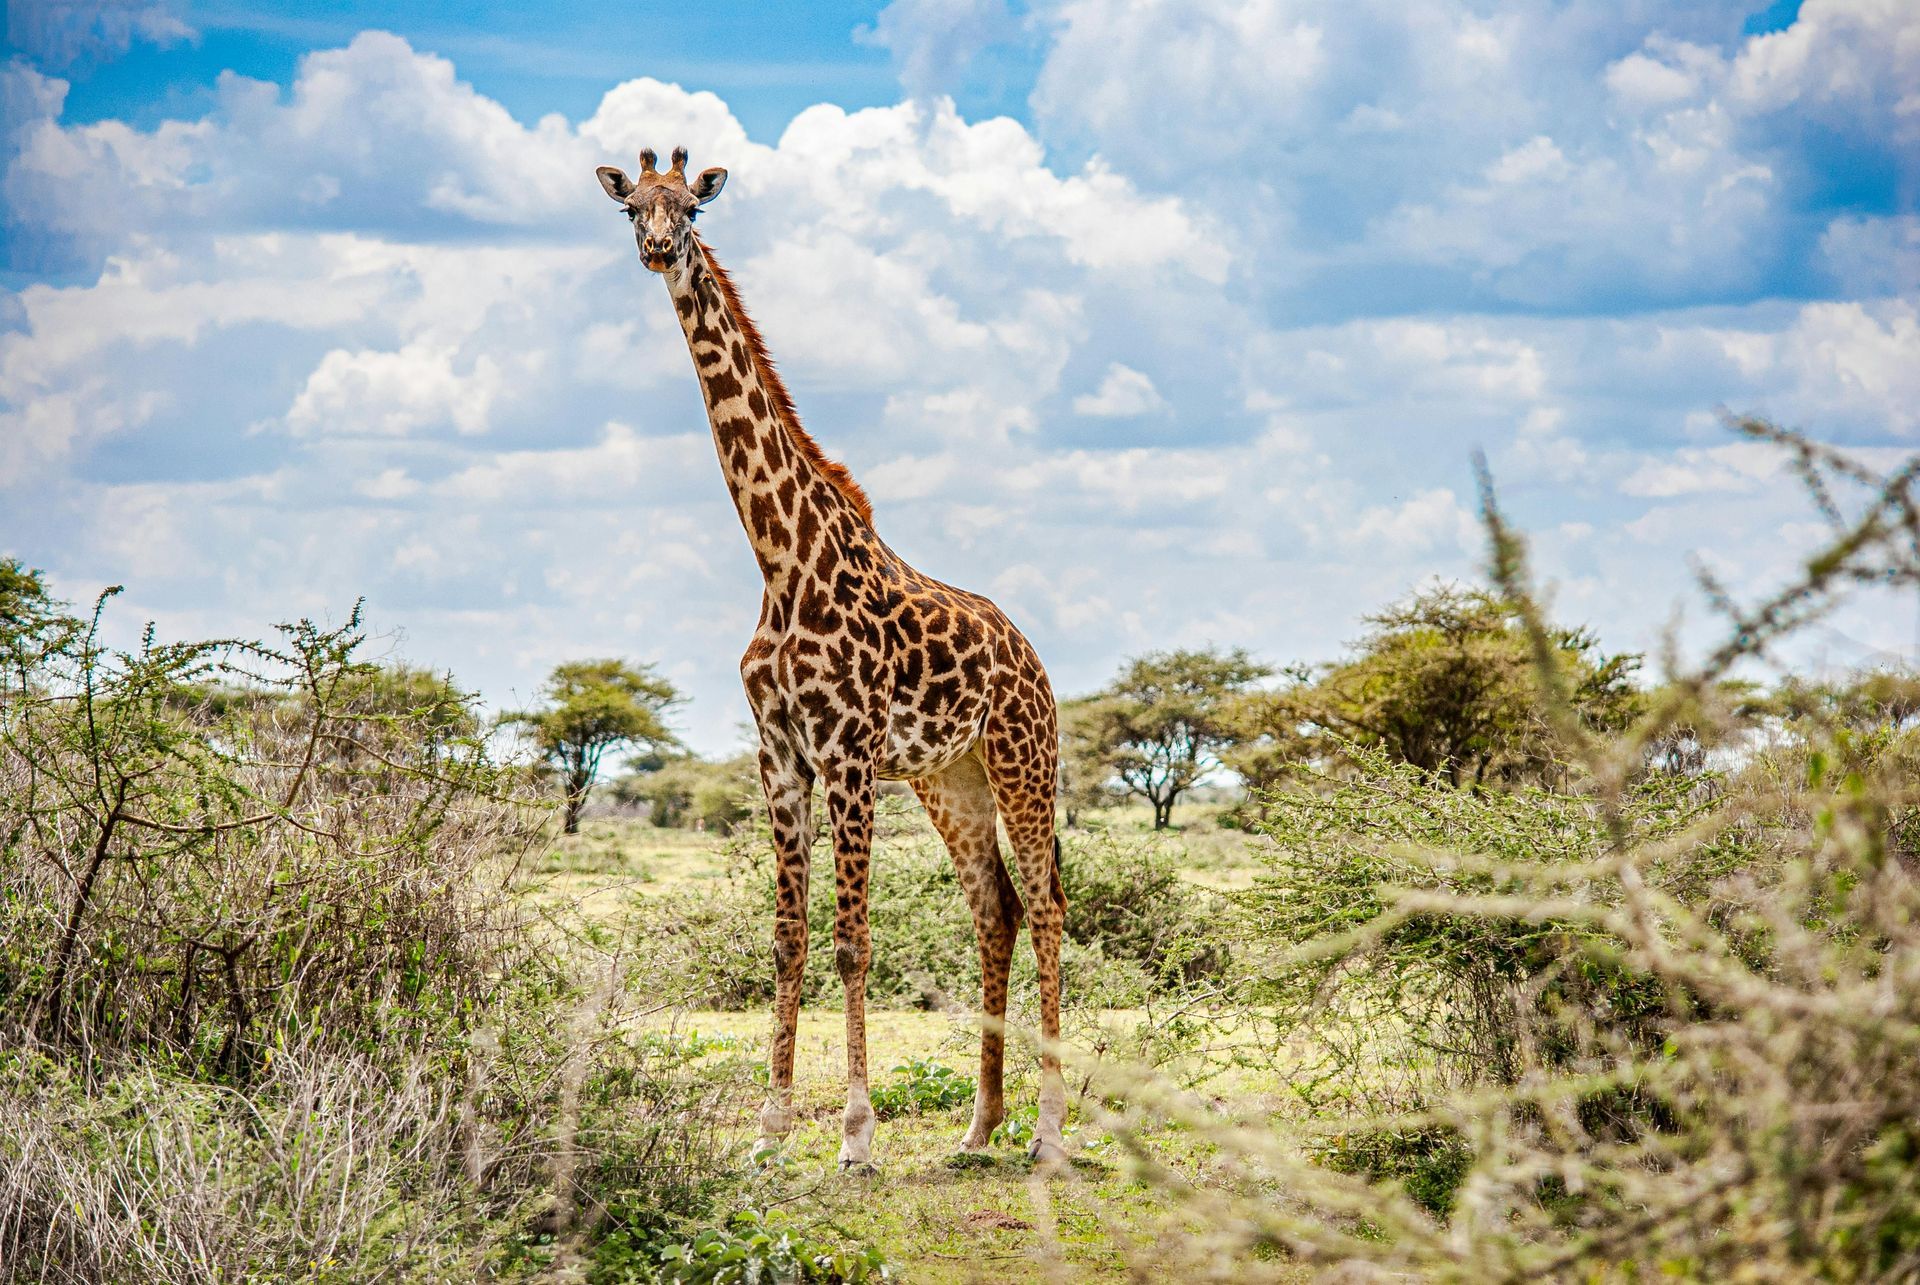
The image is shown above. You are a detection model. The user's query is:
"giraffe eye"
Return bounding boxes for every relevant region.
[622,208,638,219]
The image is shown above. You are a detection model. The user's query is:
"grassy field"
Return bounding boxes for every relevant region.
[525,803,1298,1282]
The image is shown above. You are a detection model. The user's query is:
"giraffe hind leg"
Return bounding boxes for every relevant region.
[981,718,1069,1167]
[912,751,1022,1151]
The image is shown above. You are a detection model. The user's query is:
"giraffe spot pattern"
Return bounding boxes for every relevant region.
[647,224,1066,1158]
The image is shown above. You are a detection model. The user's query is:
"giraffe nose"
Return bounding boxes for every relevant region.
[642,234,673,258]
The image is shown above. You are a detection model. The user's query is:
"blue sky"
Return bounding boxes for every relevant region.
[2,0,1916,752]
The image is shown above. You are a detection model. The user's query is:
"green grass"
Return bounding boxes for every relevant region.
[632,1007,1309,1283]
[530,806,1296,1280]
[518,816,729,921]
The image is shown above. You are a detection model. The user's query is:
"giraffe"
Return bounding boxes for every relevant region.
[596,147,1068,1171]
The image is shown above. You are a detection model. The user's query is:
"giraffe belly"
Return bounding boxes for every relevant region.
[878,707,985,781]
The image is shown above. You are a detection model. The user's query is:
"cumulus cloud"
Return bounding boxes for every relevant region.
[1729,0,1920,135]
[2,11,1915,752]
[286,343,507,438]
[1620,442,1784,497]
[1073,363,1166,417]
[1820,215,1920,296]
[1018,0,1914,312]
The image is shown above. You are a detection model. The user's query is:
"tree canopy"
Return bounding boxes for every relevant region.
[1226,585,1641,794]
[1065,646,1273,828]
[509,658,682,833]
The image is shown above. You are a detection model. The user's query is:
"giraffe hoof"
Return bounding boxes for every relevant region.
[1028,1138,1069,1170]
[837,1157,879,1177]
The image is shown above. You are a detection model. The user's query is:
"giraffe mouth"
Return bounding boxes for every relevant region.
[643,249,677,272]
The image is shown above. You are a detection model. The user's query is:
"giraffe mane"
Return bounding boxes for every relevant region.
[696,240,876,528]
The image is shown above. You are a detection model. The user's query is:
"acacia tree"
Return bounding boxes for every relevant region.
[1226,585,1641,792]
[1069,647,1272,829]
[1057,697,1120,827]
[511,659,681,833]
[1,557,74,670]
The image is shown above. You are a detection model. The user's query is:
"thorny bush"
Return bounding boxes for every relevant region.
[0,588,751,1282]
[1091,421,1920,1282]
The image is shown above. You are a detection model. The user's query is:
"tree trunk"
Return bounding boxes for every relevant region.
[1153,796,1174,829]
[562,763,591,835]
[45,796,121,1040]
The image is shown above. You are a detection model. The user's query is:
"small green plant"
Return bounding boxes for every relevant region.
[989,1103,1083,1152]
[867,1058,973,1119]
[620,1210,893,1284]
[990,1104,1036,1148]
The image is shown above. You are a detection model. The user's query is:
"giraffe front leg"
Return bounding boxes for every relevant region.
[825,758,878,1174]
[755,748,814,1158]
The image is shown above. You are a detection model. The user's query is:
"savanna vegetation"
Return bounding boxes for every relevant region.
[5,419,1920,1282]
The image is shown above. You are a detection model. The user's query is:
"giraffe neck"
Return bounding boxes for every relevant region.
[664,241,870,582]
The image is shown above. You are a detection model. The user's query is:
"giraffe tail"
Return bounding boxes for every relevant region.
[1049,835,1066,913]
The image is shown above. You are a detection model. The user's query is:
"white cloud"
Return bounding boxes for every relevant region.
[1250,317,1548,408]
[1031,0,1327,172]
[578,75,758,170]
[435,423,710,505]
[3,18,1916,756]
[355,467,420,500]
[7,0,191,68]
[287,342,506,437]
[1485,136,1570,185]
[1605,49,1706,108]
[1820,214,1920,296]
[1779,300,1920,435]
[1013,0,1910,311]
[1674,299,1920,435]
[1730,0,1920,132]
[1620,442,1785,497]
[1505,405,1591,483]
[882,386,1038,446]
[857,0,1019,100]
[1348,488,1478,554]
[1073,363,1165,417]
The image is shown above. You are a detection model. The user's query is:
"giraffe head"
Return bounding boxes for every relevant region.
[596,146,727,274]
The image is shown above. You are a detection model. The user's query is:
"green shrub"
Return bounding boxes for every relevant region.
[1094,421,1920,1281]
[868,1057,974,1119]
[705,800,1231,1013]
[1236,745,1700,1092]
[619,755,757,832]
[1310,1127,1473,1219]
[0,590,748,1282]
[1060,830,1229,988]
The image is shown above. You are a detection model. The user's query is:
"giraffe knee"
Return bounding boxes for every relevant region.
[833,937,869,983]
[772,931,807,977]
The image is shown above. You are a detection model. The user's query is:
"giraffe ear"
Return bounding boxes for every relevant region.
[690,167,727,205]
[596,166,634,201]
